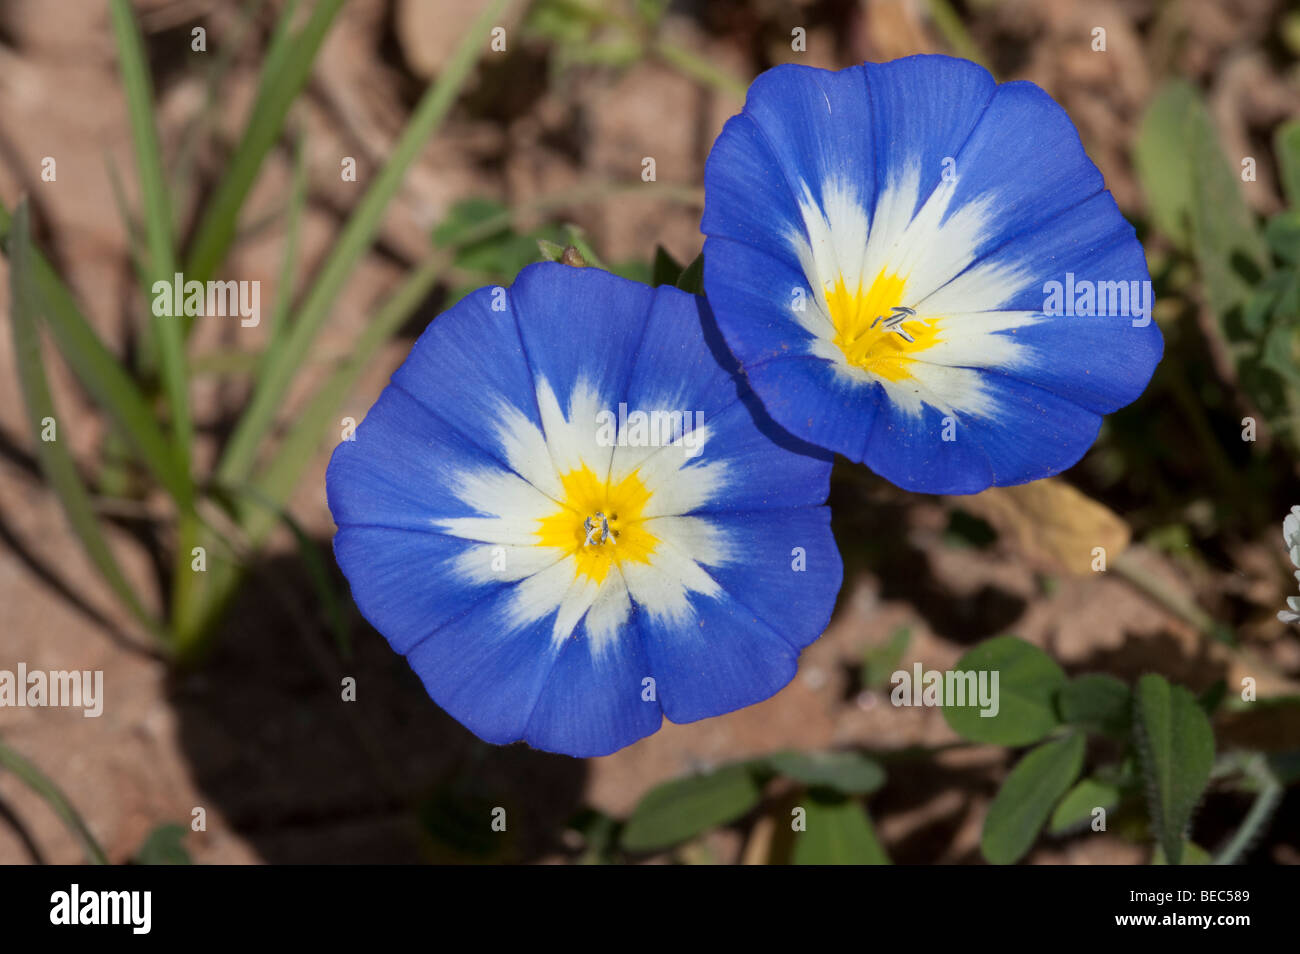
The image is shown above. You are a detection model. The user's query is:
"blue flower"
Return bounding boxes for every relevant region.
[326,263,841,757]
[701,55,1164,494]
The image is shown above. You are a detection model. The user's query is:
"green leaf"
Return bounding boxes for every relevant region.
[1049,777,1121,835]
[433,196,510,247]
[134,824,192,865]
[651,245,683,286]
[1264,209,1300,265]
[1134,80,1199,249]
[1275,119,1300,208]
[173,257,444,661]
[536,238,567,262]
[765,750,886,795]
[0,737,107,865]
[109,0,192,455]
[942,635,1067,745]
[1153,840,1211,865]
[1187,94,1271,324]
[1057,673,1131,735]
[0,199,193,508]
[793,793,890,864]
[7,201,162,640]
[565,808,621,865]
[246,258,442,539]
[1197,678,1228,716]
[216,0,511,489]
[610,260,653,284]
[260,130,310,376]
[675,252,704,295]
[621,764,760,852]
[861,625,911,690]
[981,732,1085,864]
[183,0,345,285]
[1133,674,1215,866]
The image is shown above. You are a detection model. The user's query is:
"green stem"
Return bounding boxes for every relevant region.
[926,0,990,70]
[652,39,747,98]
[1213,754,1282,865]
[0,739,109,864]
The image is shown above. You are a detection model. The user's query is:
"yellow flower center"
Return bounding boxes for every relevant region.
[826,269,942,381]
[536,464,658,584]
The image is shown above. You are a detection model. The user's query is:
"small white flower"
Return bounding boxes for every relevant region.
[1284,505,1300,552]
[1279,506,1300,624]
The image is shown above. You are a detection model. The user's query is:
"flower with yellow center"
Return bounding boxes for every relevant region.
[327,263,841,757]
[536,466,657,586]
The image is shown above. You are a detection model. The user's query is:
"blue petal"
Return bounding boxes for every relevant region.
[641,592,801,725]
[622,284,835,510]
[936,192,1164,414]
[741,354,880,462]
[940,80,1105,257]
[403,588,563,746]
[861,55,996,219]
[701,64,866,245]
[701,236,817,366]
[701,55,1163,493]
[327,385,527,531]
[510,262,654,409]
[694,508,841,650]
[859,374,1106,492]
[333,526,506,654]
[391,283,543,464]
[522,627,663,757]
[858,395,994,494]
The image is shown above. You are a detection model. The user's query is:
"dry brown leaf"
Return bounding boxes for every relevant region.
[950,477,1132,575]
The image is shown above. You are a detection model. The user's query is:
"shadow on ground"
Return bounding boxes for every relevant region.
[167,550,588,864]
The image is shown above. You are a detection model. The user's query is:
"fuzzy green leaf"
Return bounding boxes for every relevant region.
[1134,81,1199,249]
[1133,674,1215,866]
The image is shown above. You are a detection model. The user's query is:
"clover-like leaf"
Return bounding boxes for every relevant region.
[622,764,759,853]
[942,636,1067,745]
[982,732,1085,864]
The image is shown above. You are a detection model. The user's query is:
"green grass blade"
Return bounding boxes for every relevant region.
[109,0,192,456]
[216,0,512,487]
[182,0,340,286]
[7,201,163,641]
[172,258,442,662]
[262,130,310,371]
[245,258,443,540]
[0,199,193,507]
[171,0,269,221]
[0,738,109,865]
